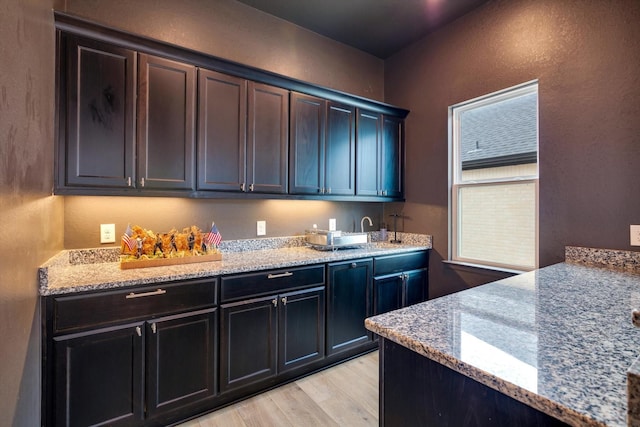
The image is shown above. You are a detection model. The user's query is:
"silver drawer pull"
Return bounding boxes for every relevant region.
[267,272,293,279]
[125,289,166,299]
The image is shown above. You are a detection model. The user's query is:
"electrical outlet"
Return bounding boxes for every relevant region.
[329,218,336,231]
[100,224,116,244]
[631,225,640,246]
[257,220,266,236]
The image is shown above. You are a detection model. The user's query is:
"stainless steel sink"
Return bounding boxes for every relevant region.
[305,230,369,250]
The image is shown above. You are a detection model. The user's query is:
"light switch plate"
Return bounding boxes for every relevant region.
[631,225,640,246]
[100,224,116,244]
[329,218,336,231]
[257,220,266,236]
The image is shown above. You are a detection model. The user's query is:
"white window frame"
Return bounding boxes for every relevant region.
[448,81,539,272]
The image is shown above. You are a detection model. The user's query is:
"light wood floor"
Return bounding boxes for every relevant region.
[177,351,379,427]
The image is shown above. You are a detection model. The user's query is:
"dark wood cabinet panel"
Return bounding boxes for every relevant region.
[374,275,404,315]
[146,308,217,417]
[137,53,196,190]
[374,251,428,316]
[53,323,144,427]
[380,339,568,426]
[60,34,136,189]
[325,102,356,195]
[220,295,278,392]
[381,115,403,198]
[326,259,373,355]
[197,69,247,191]
[355,110,381,197]
[404,269,428,307]
[374,269,428,315]
[290,92,326,194]
[356,110,404,198]
[247,82,289,194]
[278,287,325,372]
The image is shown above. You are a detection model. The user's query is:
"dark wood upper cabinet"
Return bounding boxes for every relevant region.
[247,82,289,194]
[290,93,356,196]
[289,92,326,194]
[54,15,408,199]
[197,75,289,194]
[197,69,247,192]
[381,115,404,198]
[137,53,196,190]
[356,110,382,197]
[356,110,403,198]
[325,102,356,196]
[59,34,136,189]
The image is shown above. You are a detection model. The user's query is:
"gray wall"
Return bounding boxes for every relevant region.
[0,0,62,425]
[59,0,387,249]
[385,0,640,298]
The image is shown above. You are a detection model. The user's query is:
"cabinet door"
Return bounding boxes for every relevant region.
[404,268,428,307]
[326,259,373,355]
[247,82,289,193]
[290,92,326,194]
[220,295,278,392]
[325,102,356,195]
[381,115,403,198]
[197,69,247,191]
[278,286,326,372]
[61,34,136,189]
[53,323,144,427]
[374,274,404,315]
[138,53,196,190]
[356,109,381,196]
[146,308,217,417]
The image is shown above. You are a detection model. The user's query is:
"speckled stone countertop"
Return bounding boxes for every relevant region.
[39,232,431,296]
[366,247,640,427]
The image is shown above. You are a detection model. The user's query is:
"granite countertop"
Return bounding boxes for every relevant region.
[365,248,640,427]
[39,232,431,296]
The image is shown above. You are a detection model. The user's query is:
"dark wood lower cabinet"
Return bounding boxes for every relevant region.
[146,308,217,417]
[374,268,428,315]
[53,323,144,427]
[326,259,373,355]
[220,295,278,391]
[44,252,428,426]
[220,286,325,392]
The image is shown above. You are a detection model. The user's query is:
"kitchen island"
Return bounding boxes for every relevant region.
[365,248,640,426]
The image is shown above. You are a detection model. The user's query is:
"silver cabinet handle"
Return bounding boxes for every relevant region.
[240,183,245,191]
[140,177,145,187]
[126,289,166,299]
[249,184,254,192]
[267,272,293,279]
[151,323,157,334]
[281,296,287,305]
[326,187,331,194]
[136,326,142,337]
[127,176,132,187]
[272,298,278,307]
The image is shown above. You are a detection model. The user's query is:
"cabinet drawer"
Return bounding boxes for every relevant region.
[374,251,428,276]
[53,279,217,333]
[221,265,325,302]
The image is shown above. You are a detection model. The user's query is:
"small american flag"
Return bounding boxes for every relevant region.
[204,222,222,247]
[122,224,136,251]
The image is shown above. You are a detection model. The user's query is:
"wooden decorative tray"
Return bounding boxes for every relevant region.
[120,253,222,270]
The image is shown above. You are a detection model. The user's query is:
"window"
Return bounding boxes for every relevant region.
[449,81,538,271]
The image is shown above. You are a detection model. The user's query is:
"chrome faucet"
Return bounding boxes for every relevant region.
[360,216,373,233]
